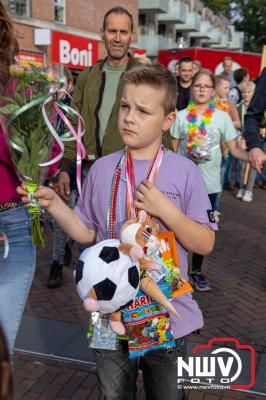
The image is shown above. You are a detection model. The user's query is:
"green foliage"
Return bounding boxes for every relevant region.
[203,0,265,53]
[0,103,20,114]
[202,0,231,18]
[0,65,54,184]
[232,0,266,53]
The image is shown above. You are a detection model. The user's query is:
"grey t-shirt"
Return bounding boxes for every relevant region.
[171,108,238,194]
[98,63,126,146]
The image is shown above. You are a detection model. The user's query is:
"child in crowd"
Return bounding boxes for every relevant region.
[46,67,76,289]
[214,75,241,216]
[18,64,216,400]
[236,81,257,202]
[171,69,249,291]
[228,67,249,106]
[226,68,249,190]
[214,75,241,129]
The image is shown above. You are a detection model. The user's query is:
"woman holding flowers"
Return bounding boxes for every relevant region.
[0,1,36,358]
[171,69,248,291]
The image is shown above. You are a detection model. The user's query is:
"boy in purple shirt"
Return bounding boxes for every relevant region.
[18,64,216,400]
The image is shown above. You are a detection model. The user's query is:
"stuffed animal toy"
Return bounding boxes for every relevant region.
[75,211,178,334]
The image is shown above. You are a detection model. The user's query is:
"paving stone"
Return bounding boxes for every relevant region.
[58,375,86,397]
[20,393,40,400]
[81,373,98,390]
[12,189,266,399]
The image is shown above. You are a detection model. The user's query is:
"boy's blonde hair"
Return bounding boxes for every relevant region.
[215,75,231,86]
[242,80,256,92]
[123,64,177,115]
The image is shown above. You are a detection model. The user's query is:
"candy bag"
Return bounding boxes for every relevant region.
[122,280,176,359]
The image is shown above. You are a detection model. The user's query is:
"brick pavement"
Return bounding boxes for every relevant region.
[14,354,263,400]
[14,186,266,399]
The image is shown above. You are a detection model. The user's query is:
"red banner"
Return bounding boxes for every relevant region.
[52,31,98,70]
[17,51,44,68]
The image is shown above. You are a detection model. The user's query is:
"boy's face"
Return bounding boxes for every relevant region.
[216,80,230,99]
[243,89,254,104]
[119,83,175,155]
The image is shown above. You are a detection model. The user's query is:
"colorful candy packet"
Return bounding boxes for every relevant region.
[122,280,176,359]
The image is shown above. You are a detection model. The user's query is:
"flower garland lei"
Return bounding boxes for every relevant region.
[186,98,215,155]
[214,97,229,113]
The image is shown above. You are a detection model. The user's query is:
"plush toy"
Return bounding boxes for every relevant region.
[75,211,178,334]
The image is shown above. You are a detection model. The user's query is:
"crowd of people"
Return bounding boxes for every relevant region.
[169,55,266,290]
[0,1,266,399]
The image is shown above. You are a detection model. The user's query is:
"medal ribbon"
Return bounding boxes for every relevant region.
[126,145,165,219]
[108,145,165,239]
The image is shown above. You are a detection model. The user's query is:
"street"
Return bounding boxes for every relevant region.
[14,187,266,400]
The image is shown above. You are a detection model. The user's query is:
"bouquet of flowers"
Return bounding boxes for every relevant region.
[0,64,84,246]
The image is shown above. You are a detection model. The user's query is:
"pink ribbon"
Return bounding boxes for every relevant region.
[54,102,86,201]
[126,145,165,218]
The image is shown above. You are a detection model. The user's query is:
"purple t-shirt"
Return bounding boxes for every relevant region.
[75,149,217,339]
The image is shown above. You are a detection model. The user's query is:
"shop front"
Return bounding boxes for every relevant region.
[51,31,98,77]
[17,50,45,68]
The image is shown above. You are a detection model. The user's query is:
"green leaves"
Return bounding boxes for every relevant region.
[0,103,20,115]
[202,0,231,18]
[232,0,266,52]
[0,95,18,104]
[0,65,55,184]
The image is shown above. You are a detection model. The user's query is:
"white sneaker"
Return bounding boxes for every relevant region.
[242,190,253,202]
[236,188,245,199]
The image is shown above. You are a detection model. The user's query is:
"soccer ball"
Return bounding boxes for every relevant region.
[75,239,140,314]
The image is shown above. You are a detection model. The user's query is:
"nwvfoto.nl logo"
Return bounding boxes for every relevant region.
[177,338,256,389]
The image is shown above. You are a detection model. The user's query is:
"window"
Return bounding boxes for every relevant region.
[8,0,29,17]
[158,24,166,36]
[54,0,65,24]
[138,14,147,35]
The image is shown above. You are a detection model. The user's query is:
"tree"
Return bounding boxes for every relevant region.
[232,0,266,53]
[203,0,266,53]
[202,0,231,19]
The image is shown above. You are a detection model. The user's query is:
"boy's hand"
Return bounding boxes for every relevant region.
[17,184,57,210]
[135,180,172,219]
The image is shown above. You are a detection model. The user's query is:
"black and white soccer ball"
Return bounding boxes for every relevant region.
[74,239,140,314]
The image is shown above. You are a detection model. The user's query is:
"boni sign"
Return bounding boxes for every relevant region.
[178,338,256,390]
[52,31,98,69]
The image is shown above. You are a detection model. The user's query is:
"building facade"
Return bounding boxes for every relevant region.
[4,0,138,75]
[4,0,243,70]
[138,0,244,60]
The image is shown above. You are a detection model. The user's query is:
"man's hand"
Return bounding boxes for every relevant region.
[58,171,71,200]
[248,148,266,173]
[135,180,172,219]
[17,184,57,211]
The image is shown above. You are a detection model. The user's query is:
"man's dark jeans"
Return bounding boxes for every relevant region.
[94,338,187,400]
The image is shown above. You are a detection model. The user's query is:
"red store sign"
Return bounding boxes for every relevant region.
[52,31,98,70]
[17,51,44,67]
